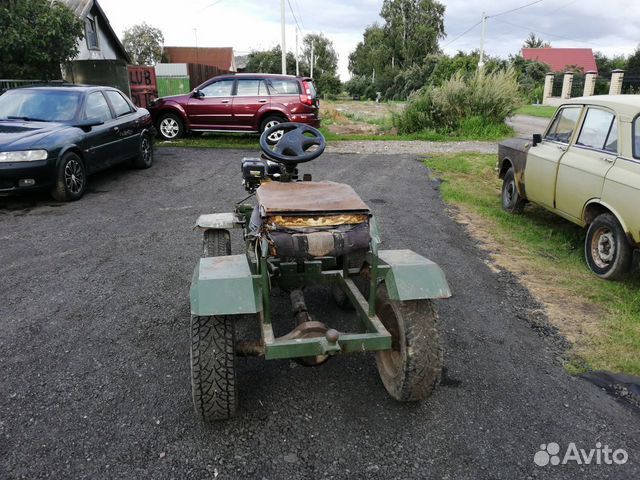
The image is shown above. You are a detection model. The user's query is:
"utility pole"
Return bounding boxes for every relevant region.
[295,29,299,76]
[478,12,486,70]
[310,42,314,78]
[280,0,286,75]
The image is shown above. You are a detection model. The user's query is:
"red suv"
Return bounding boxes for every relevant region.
[148,74,320,141]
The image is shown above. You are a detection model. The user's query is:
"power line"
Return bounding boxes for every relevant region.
[287,0,302,32]
[487,0,544,19]
[442,20,482,48]
[293,0,305,30]
[491,17,596,47]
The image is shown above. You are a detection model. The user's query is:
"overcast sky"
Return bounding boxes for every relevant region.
[99,0,640,80]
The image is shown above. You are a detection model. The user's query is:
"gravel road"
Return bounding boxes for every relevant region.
[326,140,497,155]
[506,114,550,136]
[1,148,638,479]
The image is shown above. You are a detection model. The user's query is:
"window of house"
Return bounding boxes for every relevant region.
[85,15,99,50]
[105,90,132,117]
[576,108,617,152]
[545,106,581,144]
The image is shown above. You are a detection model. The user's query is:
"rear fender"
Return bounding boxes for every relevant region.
[190,255,262,316]
[377,249,451,301]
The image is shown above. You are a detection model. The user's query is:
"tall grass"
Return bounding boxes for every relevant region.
[394,68,523,134]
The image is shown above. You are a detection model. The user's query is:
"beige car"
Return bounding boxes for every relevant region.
[497,95,640,279]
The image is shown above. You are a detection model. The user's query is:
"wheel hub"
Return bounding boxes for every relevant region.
[591,227,616,267]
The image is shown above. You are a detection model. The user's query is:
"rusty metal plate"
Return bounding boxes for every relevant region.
[256,181,370,214]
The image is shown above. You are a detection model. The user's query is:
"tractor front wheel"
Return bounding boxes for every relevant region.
[375,283,442,401]
[190,315,237,421]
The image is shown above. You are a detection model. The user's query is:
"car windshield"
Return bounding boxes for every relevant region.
[0,89,82,122]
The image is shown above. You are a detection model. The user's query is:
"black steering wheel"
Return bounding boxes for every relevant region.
[259,122,325,165]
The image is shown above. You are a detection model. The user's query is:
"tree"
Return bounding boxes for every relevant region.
[122,23,164,65]
[0,0,84,79]
[302,33,341,94]
[380,0,445,68]
[594,51,627,77]
[244,46,299,75]
[522,32,549,49]
[626,46,640,76]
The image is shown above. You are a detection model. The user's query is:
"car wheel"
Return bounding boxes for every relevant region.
[585,213,633,280]
[50,152,86,202]
[501,167,526,214]
[157,113,184,140]
[260,115,286,145]
[132,133,154,169]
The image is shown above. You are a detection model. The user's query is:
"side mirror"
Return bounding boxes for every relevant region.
[193,89,204,98]
[74,118,104,131]
[532,133,542,147]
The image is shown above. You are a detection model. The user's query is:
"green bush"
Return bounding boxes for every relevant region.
[393,68,523,134]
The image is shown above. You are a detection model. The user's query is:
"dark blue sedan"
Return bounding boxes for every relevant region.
[0,85,155,201]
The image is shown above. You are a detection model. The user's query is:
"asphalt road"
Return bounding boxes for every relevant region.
[1,147,638,480]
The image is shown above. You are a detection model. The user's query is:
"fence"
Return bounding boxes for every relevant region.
[622,76,640,94]
[1,79,43,94]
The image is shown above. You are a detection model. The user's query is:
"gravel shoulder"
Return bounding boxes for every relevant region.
[0,148,638,479]
[326,140,497,155]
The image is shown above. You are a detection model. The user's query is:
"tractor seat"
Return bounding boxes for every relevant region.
[256,181,370,216]
[256,181,371,259]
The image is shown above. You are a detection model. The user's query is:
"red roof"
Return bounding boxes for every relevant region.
[164,47,236,72]
[522,48,598,74]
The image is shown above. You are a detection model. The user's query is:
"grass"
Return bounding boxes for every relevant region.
[424,153,640,376]
[515,105,557,118]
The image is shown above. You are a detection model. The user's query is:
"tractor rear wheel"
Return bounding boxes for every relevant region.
[375,283,442,401]
[203,229,231,257]
[191,315,237,421]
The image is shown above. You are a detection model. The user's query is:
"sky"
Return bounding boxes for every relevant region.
[99,0,640,80]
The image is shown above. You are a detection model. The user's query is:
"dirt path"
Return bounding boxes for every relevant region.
[327,139,497,155]
[506,114,550,136]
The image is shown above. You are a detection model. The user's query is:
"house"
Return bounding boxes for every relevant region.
[60,0,132,94]
[163,47,236,72]
[522,48,598,74]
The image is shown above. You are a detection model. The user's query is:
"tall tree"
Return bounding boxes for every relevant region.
[380,0,446,68]
[522,32,549,49]
[0,0,84,79]
[244,47,299,75]
[626,46,640,75]
[301,33,341,94]
[348,24,393,77]
[122,23,164,65]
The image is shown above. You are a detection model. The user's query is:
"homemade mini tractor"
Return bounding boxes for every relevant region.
[189,123,452,421]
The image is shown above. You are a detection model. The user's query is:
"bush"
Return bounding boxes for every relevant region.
[393,68,523,134]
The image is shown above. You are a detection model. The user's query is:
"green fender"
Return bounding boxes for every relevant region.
[190,255,262,316]
[377,249,451,301]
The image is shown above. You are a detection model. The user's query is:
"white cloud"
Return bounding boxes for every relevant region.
[98,0,640,80]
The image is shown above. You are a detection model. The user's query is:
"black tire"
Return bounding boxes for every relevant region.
[585,213,633,280]
[501,167,526,214]
[191,314,237,421]
[157,113,184,140]
[203,229,231,257]
[50,152,86,202]
[375,283,442,401]
[260,115,286,145]
[132,133,154,169]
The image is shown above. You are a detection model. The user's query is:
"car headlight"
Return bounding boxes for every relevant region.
[0,150,48,162]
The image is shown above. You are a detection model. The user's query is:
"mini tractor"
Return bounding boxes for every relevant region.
[189,123,451,420]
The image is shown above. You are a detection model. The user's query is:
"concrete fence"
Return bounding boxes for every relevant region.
[543,69,625,106]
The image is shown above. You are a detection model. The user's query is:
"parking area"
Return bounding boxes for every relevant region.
[1,148,638,479]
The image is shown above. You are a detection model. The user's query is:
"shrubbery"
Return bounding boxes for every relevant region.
[393,68,522,135]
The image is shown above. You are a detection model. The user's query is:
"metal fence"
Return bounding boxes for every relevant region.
[622,76,640,94]
[0,79,42,94]
[552,75,564,97]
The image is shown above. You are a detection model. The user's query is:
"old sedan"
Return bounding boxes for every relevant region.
[498,95,640,280]
[0,85,155,201]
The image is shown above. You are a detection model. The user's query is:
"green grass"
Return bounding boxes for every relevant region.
[156,123,514,149]
[516,104,557,118]
[425,153,640,376]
